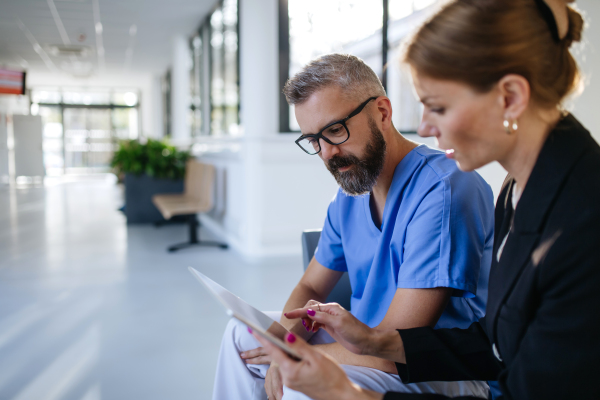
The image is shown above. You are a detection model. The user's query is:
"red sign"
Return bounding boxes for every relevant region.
[0,68,26,95]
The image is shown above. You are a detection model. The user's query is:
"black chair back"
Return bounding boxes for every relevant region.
[301,230,352,310]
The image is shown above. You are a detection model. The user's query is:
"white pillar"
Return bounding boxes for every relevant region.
[170,35,191,142]
[150,75,164,138]
[238,0,279,256]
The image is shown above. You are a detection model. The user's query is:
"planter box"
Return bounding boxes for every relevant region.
[125,173,184,224]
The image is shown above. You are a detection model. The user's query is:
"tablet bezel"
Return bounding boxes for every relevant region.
[188,267,302,360]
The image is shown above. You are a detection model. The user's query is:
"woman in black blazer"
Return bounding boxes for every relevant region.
[251,0,600,399]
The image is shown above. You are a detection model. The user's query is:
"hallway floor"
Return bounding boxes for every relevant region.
[0,175,303,400]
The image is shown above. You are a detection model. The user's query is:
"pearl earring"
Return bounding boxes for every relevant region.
[503,119,518,134]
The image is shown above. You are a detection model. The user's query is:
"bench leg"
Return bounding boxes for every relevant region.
[167,215,228,252]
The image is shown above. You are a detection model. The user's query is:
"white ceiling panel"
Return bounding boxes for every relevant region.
[0,0,217,77]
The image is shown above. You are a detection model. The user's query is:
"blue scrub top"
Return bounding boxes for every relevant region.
[315,145,494,329]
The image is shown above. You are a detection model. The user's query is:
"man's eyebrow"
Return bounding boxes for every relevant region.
[302,115,346,136]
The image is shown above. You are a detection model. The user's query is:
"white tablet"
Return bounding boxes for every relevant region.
[188,267,302,360]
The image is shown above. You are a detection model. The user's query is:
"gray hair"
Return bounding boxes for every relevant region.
[283,54,386,105]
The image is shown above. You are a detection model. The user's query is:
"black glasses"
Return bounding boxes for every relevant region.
[295,97,377,155]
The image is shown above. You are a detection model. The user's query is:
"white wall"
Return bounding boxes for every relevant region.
[170,35,191,142]
[0,113,8,181]
[12,115,44,177]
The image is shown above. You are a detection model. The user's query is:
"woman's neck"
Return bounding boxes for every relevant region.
[499,108,562,190]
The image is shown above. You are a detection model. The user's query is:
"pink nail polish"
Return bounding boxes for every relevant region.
[302,319,306,327]
[286,333,296,343]
[247,327,253,334]
[307,309,316,316]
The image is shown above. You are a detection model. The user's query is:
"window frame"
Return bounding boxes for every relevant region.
[279,0,424,134]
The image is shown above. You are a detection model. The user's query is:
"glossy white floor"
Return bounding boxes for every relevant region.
[0,175,303,400]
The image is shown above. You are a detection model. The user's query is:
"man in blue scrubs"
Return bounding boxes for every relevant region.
[212,54,494,400]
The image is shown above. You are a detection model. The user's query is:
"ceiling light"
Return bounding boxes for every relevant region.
[95,22,103,34]
[129,24,137,36]
[47,45,91,57]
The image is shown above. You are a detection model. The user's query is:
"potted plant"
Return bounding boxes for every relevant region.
[111,139,191,224]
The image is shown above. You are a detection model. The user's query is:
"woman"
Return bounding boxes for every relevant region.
[252,0,600,398]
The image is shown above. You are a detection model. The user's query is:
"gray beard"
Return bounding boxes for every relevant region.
[326,118,387,196]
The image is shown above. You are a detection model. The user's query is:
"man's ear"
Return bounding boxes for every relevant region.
[375,96,393,131]
[497,74,530,121]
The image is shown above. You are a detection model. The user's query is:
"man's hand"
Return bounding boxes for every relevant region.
[265,362,284,400]
[240,347,272,365]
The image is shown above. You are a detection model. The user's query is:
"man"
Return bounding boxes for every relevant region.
[212,54,494,400]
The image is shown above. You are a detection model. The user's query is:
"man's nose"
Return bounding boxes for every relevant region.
[319,138,340,160]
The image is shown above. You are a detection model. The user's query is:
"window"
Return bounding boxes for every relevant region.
[209,0,239,136]
[190,34,203,137]
[30,88,140,175]
[279,0,440,133]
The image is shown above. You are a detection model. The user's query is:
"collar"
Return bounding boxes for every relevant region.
[513,114,594,234]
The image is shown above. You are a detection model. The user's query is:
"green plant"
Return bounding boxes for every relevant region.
[111,139,190,180]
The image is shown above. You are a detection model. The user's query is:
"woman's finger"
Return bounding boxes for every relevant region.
[304,308,341,329]
[243,355,272,365]
[251,331,315,369]
[239,347,266,359]
[285,303,345,319]
[311,322,323,333]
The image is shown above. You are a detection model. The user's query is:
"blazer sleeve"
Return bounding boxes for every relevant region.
[394,320,502,383]
[382,393,482,400]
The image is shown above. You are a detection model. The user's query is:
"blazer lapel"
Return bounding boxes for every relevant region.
[486,114,593,343]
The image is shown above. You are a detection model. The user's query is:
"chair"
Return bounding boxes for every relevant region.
[301,229,352,310]
[152,160,228,252]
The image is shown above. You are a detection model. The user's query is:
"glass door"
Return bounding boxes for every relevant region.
[63,108,113,174]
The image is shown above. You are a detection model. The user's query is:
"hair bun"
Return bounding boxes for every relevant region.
[564,6,584,46]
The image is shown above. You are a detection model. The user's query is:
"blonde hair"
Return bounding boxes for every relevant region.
[404,0,584,107]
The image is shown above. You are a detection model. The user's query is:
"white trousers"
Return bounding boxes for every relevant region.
[212,312,489,400]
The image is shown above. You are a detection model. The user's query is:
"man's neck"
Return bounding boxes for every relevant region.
[369,129,419,228]
[372,129,419,202]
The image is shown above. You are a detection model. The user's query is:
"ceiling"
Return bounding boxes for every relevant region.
[0,0,216,77]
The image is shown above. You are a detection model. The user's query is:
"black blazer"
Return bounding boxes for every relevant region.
[383,115,600,400]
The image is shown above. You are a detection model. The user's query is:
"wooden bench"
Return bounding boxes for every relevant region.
[152,160,228,252]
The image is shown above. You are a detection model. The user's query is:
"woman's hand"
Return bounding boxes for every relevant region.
[285,302,375,356]
[265,362,284,400]
[251,330,383,400]
[294,299,323,334]
[240,347,272,365]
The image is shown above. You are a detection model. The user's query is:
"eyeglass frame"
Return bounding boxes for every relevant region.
[294,96,378,155]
